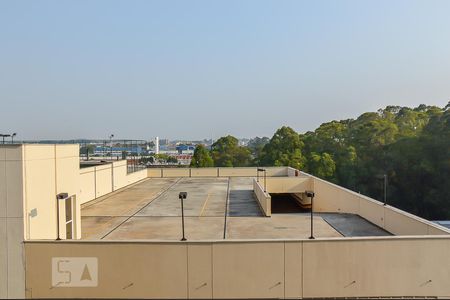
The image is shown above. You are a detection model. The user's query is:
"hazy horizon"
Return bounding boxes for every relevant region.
[1,0,449,140]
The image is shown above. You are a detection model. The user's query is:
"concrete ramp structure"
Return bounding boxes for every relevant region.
[253,176,313,216]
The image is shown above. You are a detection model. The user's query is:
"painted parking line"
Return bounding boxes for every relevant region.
[199,193,211,217]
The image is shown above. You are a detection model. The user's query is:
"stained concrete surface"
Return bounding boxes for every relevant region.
[228,177,263,217]
[104,216,224,240]
[226,215,342,239]
[81,176,391,240]
[320,213,391,237]
[137,177,229,217]
[82,178,178,217]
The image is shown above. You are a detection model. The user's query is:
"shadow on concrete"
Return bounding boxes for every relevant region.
[270,193,307,214]
[228,190,263,216]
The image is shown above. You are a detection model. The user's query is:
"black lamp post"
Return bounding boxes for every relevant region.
[179,192,188,241]
[306,191,315,239]
[11,133,17,144]
[257,168,267,192]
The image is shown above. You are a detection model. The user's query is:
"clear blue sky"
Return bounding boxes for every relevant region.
[1,0,449,141]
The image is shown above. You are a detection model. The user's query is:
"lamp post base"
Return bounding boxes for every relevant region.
[181,237,186,241]
[309,236,315,240]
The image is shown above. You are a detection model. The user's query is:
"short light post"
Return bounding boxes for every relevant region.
[11,133,17,144]
[306,191,315,239]
[257,168,267,192]
[179,192,187,241]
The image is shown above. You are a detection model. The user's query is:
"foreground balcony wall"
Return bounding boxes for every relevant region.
[24,237,450,299]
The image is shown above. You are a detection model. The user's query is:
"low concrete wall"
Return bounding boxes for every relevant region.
[24,237,450,299]
[311,174,450,235]
[265,177,312,193]
[190,168,218,177]
[94,165,113,198]
[79,161,146,205]
[287,167,297,177]
[79,168,96,204]
[253,179,271,216]
[219,167,257,177]
[147,167,290,178]
[266,167,289,177]
[161,168,190,178]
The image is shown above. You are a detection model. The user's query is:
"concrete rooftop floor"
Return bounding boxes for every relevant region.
[81,177,390,240]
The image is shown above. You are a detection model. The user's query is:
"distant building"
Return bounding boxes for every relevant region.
[175,154,192,165]
[176,144,195,154]
[94,146,143,157]
[154,137,159,154]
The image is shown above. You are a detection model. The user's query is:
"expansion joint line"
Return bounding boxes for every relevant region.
[223,177,231,239]
[100,177,183,239]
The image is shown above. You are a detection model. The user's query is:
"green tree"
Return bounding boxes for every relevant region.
[277,103,450,219]
[259,126,306,169]
[307,152,336,179]
[210,135,252,167]
[167,156,178,164]
[248,136,270,161]
[190,145,214,167]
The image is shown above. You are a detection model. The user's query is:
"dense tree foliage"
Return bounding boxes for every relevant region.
[195,104,449,219]
[190,144,214,167]
[299,104,450,220]
[247,136,269,163]
[259,126,306,169]
[210,135,252,167]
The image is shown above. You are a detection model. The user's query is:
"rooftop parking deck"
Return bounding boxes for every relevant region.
[81,177,390,240]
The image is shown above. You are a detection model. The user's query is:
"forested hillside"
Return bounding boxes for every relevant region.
[191,103,450,220]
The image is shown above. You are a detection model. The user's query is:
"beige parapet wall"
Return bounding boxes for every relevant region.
[308,172,450,235]
[147,167,289,178]
[24,237,450,299]
[253,179,271,216]
[190,167,218,177]
[79,161,147,205]
[264,177,312,193]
